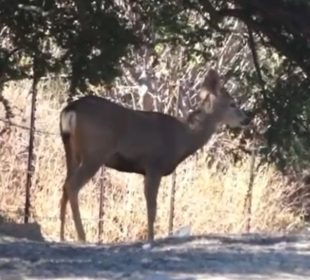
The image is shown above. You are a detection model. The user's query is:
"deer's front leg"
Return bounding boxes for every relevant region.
[144,171,162,242]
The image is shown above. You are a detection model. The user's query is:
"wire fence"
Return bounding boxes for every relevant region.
[0,73,196,242]
[0,113,109,242]
[0,112,178,243]
[0,117,59,135]
[0,114,258,243]
[0,82,258,243]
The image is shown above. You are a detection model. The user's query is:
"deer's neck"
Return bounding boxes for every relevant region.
[182,109,220,159]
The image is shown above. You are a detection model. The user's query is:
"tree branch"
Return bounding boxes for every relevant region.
[247,24,274,128]
[198,2,310,77]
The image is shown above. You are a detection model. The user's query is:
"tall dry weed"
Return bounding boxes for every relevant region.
[0,79,303,243]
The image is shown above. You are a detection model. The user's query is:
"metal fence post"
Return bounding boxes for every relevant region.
[24,75,39,223]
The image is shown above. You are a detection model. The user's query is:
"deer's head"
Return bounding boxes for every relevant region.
[200,69,250,128]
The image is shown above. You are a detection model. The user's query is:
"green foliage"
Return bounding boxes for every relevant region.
[0,0,310,171]
[0,0,138,91]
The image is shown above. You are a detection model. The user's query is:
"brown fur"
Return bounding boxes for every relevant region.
[59,69,250,242]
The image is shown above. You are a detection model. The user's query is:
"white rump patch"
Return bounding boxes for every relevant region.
[61,111,76,133]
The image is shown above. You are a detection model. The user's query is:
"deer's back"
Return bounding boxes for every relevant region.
[62,95,189,175]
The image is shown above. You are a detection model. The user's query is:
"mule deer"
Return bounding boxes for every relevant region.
[59,69,250,243]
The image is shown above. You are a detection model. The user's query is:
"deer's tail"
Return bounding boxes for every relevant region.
[60,109,77,175]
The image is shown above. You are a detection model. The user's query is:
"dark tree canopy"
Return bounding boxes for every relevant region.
[0,0,310,170]
[0,0,138,91]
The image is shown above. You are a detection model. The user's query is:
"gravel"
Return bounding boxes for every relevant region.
[1,233,310,280]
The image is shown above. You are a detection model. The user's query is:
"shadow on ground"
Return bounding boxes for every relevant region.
[0,214,44,241]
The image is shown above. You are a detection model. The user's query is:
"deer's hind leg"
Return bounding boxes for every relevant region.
[65,158,102,242]
[60,133,81,241]
[60,180,70,241]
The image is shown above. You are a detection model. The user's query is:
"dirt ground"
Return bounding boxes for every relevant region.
[0,221,310,280]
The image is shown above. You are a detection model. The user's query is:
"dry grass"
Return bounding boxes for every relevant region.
[0,79,304,243]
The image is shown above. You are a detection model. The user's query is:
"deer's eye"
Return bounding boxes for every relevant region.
[230,103,236,108]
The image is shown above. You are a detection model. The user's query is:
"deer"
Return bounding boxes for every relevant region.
[59,68,250,243]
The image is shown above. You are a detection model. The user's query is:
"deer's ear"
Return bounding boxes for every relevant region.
[202,69,221,95]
